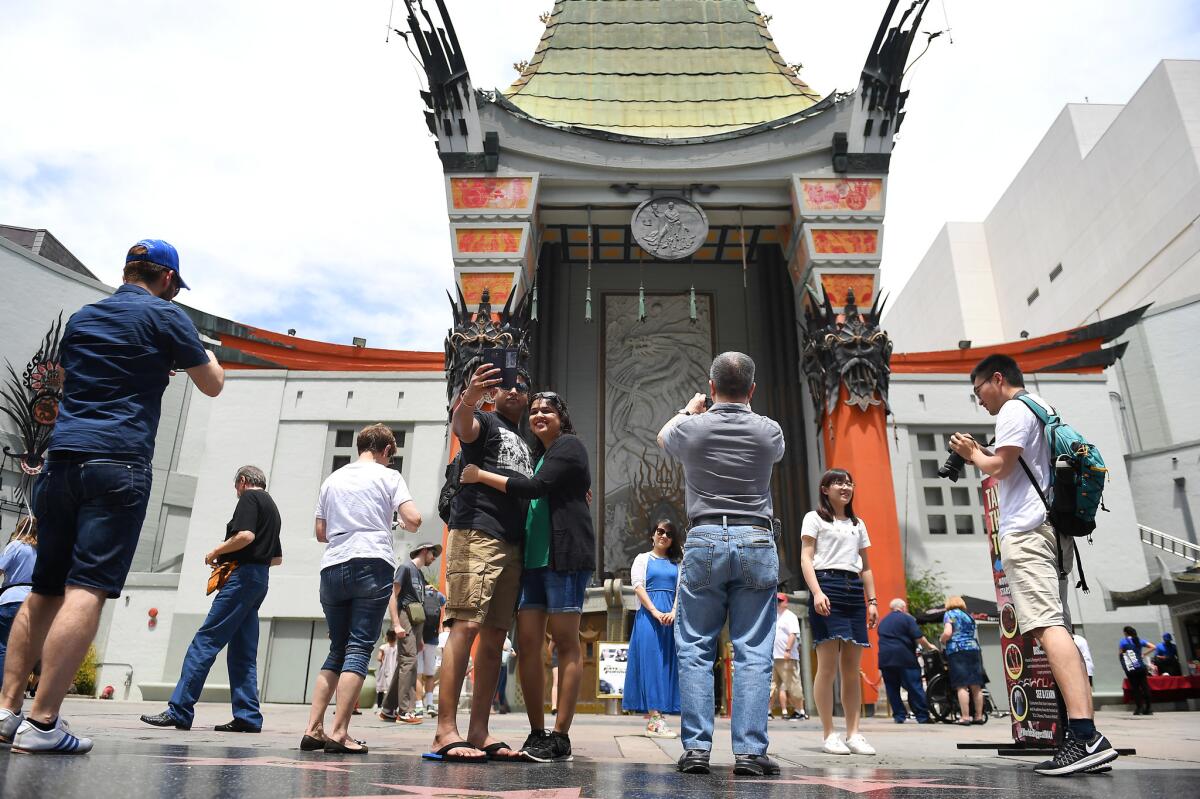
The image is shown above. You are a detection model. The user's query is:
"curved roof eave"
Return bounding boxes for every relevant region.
[487,89,844,147]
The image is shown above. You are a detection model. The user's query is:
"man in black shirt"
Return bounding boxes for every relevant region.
[379,542,439,723]
[140,465,282,733]
[430,363,531,762]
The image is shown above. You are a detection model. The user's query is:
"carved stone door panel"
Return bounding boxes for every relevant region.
[599,293,714,572]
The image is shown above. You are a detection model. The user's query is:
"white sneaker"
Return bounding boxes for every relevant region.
[822,733,851,755]
[845,733,876,755]
[12,717,93,754]
[0,708,23,743]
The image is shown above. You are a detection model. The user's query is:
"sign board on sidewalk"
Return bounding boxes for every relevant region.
[983,476,1064,747]
[596,642,629,699]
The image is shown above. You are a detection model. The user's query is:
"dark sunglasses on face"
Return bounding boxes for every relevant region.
[654,527,672,536]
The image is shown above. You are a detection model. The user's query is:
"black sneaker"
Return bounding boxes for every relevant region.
[734,753,781,776]
[1034,730,1118,776]
[214,718,261,733]
[677,749,711,774]
[788,710,808,720]
[523,730,572,762]
[140,711,190,730]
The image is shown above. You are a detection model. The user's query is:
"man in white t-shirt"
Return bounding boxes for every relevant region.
[769,595,806,720]
[950,355,1116,777]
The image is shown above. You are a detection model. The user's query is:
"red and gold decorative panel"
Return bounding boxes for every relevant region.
[811,228,879,255]
[455,228,523,254]
[459,272,514,305]
[449,177,533,211]
[818,273,877,307]
[799,178,884,214]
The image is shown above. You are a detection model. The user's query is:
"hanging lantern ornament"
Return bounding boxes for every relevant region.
[530,283,539,322]
[689,284,697,323]
[638,282,646,322]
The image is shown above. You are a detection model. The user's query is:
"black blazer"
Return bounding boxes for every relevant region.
[503,434,595,573]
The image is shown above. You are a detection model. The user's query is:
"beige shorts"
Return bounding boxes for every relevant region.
[444,528,522,630]
[771,658,803,698]
[999,521,1074,635]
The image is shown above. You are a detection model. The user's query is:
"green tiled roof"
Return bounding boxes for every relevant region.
[503,0,822,139]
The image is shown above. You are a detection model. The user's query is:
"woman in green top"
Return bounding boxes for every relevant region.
[461,391,594,763]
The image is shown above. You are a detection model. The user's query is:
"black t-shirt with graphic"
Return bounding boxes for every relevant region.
[450,410,533,544]
[220,489,283,565]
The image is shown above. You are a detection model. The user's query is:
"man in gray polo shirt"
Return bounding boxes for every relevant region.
[657,351,785,777]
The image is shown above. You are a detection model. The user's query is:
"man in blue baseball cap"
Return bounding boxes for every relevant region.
[0,238,224,754]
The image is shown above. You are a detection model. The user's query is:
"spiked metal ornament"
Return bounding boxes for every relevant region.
[1,313,65,502]
[800,288,892,420]
[444,286,535,411]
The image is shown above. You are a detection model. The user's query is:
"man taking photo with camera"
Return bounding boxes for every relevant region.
[658,351,785,777]
[948,354,1117,776]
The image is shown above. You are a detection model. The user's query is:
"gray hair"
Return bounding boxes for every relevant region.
[889,598,906,612]
[709,351,755,398]
[234,465,267,489]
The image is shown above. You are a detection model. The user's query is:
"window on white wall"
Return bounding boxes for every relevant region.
[325,424,411,477]
[911,429,990,537]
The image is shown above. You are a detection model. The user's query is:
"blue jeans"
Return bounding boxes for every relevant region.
[0,603,20,678]
[169,563,269,726]
[675,524,778,756]
[319,558,393,676]
[881,665,929,722]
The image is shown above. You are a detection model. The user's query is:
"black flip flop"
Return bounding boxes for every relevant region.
[422,741,488,763]
[483,741,524,762]
[324,739,368,754]
[300,734,325,751]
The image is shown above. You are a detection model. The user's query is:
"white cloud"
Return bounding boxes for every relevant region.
[2,1,1197,350]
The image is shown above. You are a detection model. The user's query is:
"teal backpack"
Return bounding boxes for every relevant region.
[1014,393,1109,592]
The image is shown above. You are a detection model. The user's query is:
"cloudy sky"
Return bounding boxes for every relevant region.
[2,1,1197,351]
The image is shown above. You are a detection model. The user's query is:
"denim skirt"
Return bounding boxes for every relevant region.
[809,569,869,647]
[947,648,984,688]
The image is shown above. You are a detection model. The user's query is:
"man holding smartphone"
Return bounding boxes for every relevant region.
[429,357,532,762]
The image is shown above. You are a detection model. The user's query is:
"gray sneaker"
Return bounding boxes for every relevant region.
[0,708,23,743]
[11,718,93,755]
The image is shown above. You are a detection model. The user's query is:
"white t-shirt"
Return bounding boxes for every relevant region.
[773,608,800,659]
[993,393,1052,538]
[801,510,871,573]
[315,460,413,570]
[1073,634,1094,677]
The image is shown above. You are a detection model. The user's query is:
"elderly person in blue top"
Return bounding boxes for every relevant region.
[940,595,985,724]
[877,598,937,724]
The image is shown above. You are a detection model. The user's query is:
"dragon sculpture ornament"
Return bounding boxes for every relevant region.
[444,286,535,410]
[800,288,892,421]
[1,313,65,503]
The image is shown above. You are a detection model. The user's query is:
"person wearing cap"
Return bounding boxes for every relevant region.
[770,594,807,721]
[379,542,441,724]
[1153,632,1181,677]
[0,239,223,755]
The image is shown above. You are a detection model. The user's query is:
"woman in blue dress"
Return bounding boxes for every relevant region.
[624,520,681,738]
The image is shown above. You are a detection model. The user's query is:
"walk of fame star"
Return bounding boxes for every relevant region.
[760,776,1004,794]
[151,754,362,773]
[305,785,589,799]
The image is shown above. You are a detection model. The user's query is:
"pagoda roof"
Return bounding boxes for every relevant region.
[502,0,822,140]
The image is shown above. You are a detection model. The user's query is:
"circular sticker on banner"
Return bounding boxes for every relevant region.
[32,395,59,425]
[1000,603,1018,638]
[1010,685,1029,722]
[1004,643,1024,681]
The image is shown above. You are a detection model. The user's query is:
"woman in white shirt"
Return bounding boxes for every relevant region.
[800,468,878,757]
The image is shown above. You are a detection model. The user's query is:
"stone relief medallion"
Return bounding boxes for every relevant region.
[631,196,708,260]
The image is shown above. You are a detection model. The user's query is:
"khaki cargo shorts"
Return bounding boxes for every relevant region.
[444,528,522,630]
[999,521,1074,635]
[771,658,803,698]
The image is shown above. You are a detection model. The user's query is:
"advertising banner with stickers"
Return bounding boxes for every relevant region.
[983,476,1065,747]
[596,642,629,699]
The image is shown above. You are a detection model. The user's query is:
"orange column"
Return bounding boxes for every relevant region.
[821,387,906,706]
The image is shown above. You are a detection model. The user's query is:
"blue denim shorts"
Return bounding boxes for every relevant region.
[31,454,153,598]
[518,568,591,614]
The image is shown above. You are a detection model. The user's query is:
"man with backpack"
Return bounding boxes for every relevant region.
[949,354,1117,776]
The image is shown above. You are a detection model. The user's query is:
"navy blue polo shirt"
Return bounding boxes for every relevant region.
[877,610,924,669]
[50,284,210,461]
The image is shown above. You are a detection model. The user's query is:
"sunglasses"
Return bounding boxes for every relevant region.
[653,527,673,536]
